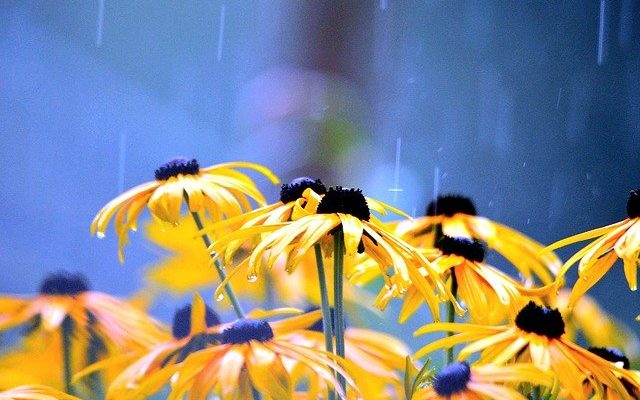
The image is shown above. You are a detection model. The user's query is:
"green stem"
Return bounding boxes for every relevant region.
[314,244,336,400]
[61,316,76,396]
[332,231,346,395]
[446,272,458,365]
[189,208,245,319]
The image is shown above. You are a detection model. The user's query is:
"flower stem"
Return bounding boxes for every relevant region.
[314,244,336,400]
[446,272,458,365]
[61,316,76,396]
[333,231,346,395]
[188,206,245,319]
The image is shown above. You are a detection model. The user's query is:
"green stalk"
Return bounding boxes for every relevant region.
[332,231,346,395]
[188,205,245,319]
[314,244,336,400]
[446,273,458,365]
[61,316,76,396]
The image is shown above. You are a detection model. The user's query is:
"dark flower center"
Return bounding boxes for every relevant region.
[434,362,471,396]
[316,186,370,221]
[280,177,327,203]
[627,189,640,218]
[39,272,89,296]
[154,158,200,181]
[436,236,485,262]
[221,319,274,344]
[426,194,476,217]
[589,347,630,369]
[515,301,565,339]
[172,304,221,339]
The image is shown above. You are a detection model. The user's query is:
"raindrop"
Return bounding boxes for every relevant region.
[96,232,105,239]
[216,293,225,302]
[216,4,226,62]
[379,0,387,10]
[597,0,607,65]
[96,0,105,47]
[556,87,562,109]
[388,137,403,202]
[522,162,526,167]
[247,274,258,282]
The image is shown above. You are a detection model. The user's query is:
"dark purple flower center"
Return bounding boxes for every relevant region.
[279,177,327,203]
[317,186,370,221]
[39,272,89,296]
[221,319,274,344]
[154,158,200,180]
[589,347,630,369]
[426,194,476,217]
[172,304,221,339]
[436,236,485,262]
[627,189,640,218]
[434,362,471,396]
[515,301,565,339]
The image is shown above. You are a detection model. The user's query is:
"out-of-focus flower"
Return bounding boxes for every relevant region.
[555,289,639,361]
[414,301,640,399]
[546,189,640,308]
[90,158,279,262]
[391,236,553,325]
[284,309,409,399]
[586,347,640,399]
[411,362,553,400]
[0,385,80,400]
[210,186,451,319]
[395,194,561,285]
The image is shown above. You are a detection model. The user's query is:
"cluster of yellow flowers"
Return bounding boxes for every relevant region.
[0,158,639,400]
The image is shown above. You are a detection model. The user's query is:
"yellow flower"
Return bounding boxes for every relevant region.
[143,215,322,306]
[284,311,410,399]
[0,385,80,400]
[210,186,451,319]
[91,302,353,400]
[411,362,553,400]
[200,176,328,234]
[393,236,554,325]
[414,302,640,400]
[555,289,639,360]
[395,194,561,285]
[546,189,640,308]
[585,347,640,399]
[90,159,279,262]
[0,272,168,349]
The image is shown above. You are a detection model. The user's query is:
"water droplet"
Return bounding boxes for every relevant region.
[216,293,225,302]
[285,266,293,273]
[96,232,105,239]
[247,274,258,282]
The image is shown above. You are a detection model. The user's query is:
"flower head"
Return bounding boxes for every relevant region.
[396,194,561,285]
[546,189,640,308]
[91,159,279,262]
[209,186,451,319]
[412,363,553,400]
[414,301,640,400]
[0,385,81,400]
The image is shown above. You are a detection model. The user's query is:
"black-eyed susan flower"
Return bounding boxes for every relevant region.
[395,194,561,285]
[210,186,450,320]
[97,308,353,400]
[91,158,279,262]
[397,236,554,325]
[555,289,639,360]
[411,362,554,400]
[586,347,640,399]
[0,385,81,400]
[0,272,168,396]
[200,176,328,235]
[546,189,640,308]
[414,301,640,400]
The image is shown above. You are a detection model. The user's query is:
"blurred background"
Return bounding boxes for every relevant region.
[1,1,639,347]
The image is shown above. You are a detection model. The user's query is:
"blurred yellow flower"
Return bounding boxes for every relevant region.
[546,189,640,308]
[414,302,640,400]
[395,194,561,285]
[0,385,80,400]
[90,158,278,262]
